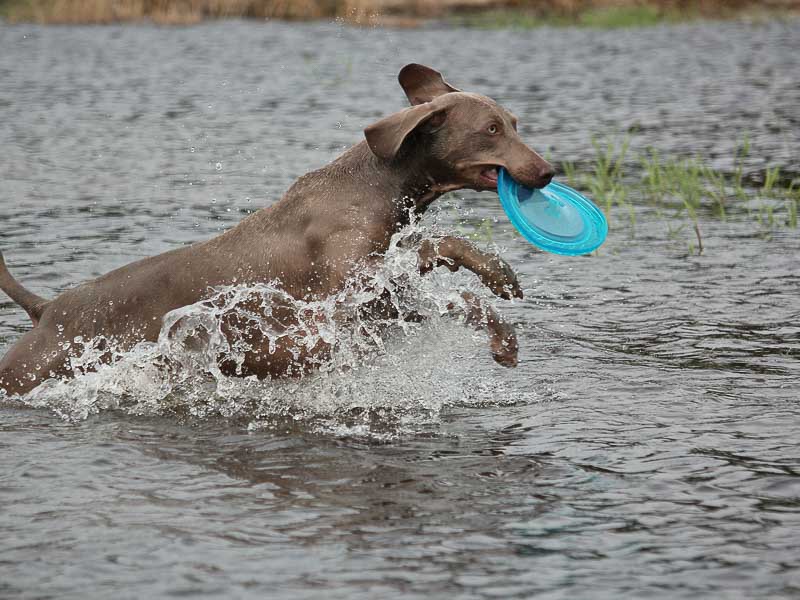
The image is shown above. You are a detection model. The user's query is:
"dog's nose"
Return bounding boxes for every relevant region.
[536,166,555,188]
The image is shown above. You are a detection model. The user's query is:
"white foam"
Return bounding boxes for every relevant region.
[16,217,535,437]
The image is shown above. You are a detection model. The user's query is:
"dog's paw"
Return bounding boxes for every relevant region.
[489,320,519,368]
[482,257,523,301]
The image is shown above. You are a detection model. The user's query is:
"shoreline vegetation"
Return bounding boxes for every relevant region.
[0,0,798,26]
[451,137,799,256]
[559,137,799,255]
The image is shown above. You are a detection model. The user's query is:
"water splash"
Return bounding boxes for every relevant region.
[15,219,534,437]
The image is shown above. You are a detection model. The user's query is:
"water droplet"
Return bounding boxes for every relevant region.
[215,162,222,171]
[190,147,195,153]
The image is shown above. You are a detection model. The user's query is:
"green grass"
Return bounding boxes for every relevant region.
[578,5,685,28]
[450,136,796,254]
[454,6,696,29]
[450,2,800,30]
[561,136,798,255]
[0,0,15,19]
[3,0,798,25]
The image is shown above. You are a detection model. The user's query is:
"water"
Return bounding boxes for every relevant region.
[1,18,800,599]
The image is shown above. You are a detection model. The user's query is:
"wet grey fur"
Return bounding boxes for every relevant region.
[0,64,554,397]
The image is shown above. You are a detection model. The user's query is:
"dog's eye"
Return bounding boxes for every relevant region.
[487,124,499,135]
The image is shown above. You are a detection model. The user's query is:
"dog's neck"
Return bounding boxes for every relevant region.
[340,142,461,220]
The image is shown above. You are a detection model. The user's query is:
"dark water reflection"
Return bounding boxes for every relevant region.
[1,19,800,599]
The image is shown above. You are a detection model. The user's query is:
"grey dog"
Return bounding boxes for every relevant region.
[0,64,554,397]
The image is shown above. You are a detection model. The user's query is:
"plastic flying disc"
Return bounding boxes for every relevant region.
[497,168,608,256]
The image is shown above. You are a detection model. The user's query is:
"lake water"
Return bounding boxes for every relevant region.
[1,18,799,599]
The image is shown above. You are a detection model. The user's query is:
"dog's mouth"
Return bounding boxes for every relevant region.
[479,166,500,187]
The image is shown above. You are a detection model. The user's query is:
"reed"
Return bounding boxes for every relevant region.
[558,136,797,255]
[1,0,332,24]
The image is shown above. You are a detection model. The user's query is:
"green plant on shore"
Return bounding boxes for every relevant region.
[449,0,798,30]
[3,0,794,26]
[578,5,686,28]
[453,5,700,29]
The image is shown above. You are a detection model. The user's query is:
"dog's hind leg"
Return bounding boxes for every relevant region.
[449,291,518,368]
[0,325,70,397]
[0,251,49,326]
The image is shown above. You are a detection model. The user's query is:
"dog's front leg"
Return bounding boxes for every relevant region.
[417,237,523,300]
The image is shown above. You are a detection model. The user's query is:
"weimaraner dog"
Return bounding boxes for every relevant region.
[0,64,554,397]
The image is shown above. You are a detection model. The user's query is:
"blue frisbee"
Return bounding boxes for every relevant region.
[497,168,608,256]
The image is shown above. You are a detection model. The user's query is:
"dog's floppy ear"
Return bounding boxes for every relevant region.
[398,64,460,106]
[364,103,446,161]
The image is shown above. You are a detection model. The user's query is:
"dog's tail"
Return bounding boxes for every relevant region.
[0,250,49,326]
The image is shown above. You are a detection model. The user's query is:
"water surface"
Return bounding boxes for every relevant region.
[1,19,799,599]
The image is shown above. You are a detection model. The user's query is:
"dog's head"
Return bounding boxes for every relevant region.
[364,64,554,192]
